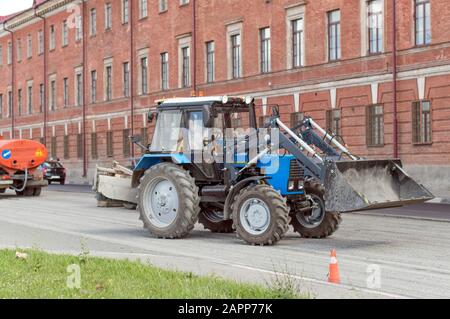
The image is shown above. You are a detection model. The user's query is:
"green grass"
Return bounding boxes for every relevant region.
[0,249,304,299]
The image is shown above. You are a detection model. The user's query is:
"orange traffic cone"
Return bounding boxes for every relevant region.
[328,249,341,284]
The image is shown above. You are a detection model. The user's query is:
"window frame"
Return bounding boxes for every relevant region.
[414,0,431,46]
[231,33,241,79]
[412,100,432,145]
[205,41,215,83]
[328,10,341,62]
[161,52,169,91]
[366,104,384,147]
[260,27,271,74]
[367,0,383,55]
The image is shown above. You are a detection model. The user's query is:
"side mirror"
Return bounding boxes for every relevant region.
[148,110,157,124]
[202,105,214,128]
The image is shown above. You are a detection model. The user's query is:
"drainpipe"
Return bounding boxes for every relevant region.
[392,0,398,158]
[192,0,197,95]
[3,23,14,139]
[82,0,87,177]
[35,8,47,146]
[130,0,135,159]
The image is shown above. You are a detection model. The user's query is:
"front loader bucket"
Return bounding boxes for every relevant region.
[324,159,434,212]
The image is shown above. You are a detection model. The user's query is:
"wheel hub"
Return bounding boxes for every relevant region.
[145,178,179,227]
[240,198,270,235]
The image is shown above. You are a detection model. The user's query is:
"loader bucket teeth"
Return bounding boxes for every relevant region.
[324,159,434,212]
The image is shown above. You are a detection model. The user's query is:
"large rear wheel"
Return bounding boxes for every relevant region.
[232,184,290,246]
[198,204,234,233]
[138,163,200,239]
[290,181,341,238]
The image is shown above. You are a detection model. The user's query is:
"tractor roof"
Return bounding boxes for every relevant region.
[156,96,252,108]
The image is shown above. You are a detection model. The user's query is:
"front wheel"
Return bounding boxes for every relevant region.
[232,184,290,246]
[290,181,342,239]
[138,163,200,239]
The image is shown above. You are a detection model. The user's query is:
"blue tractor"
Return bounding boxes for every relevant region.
[94,96,433,245]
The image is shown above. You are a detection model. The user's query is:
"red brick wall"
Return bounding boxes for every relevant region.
[0,0,449,184]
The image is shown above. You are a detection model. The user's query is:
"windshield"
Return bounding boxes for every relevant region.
[150,110,183,152]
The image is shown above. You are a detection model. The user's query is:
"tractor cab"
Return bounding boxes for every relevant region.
[148,96,257,155]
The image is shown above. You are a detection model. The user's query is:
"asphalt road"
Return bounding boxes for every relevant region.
[1,187,450,299]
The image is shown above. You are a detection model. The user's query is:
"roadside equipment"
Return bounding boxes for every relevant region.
[0,138,48,196]
[94,96,434,245]
[328,249,341,284]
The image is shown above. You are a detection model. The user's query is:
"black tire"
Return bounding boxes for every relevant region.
[232,184,290,246]
[16,187,34,197]
[290,180,342,239]
[60,179,65,185]
[198,204,234,233]
[138,163,200,239]
[33,187,42,196]
[0,188,6,194]
[48,180,52,185]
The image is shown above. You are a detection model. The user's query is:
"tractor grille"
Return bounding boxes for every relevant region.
[289,160,305,180]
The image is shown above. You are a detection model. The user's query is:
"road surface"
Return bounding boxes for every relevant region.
[1,187,449,299]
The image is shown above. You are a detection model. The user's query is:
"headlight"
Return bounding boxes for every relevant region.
[288,181,295,191]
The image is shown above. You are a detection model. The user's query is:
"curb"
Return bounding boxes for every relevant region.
[428,198,450,204]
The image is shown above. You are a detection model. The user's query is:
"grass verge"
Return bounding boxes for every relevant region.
[0,249,305,299]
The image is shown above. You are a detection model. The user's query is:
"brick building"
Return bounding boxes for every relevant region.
[0,0,449,196]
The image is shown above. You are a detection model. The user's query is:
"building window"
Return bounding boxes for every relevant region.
[259,115,271,127]
[7,91,12,118]
[0,94,2,119]
[181,47,190,88]
[38,30,44,55]
[49,25,55,50]
[206,41,215,83]
[292,19,304,68]
[260,27,271,74]
[367,105,384,146]
[290,112,304,127]
[105,3,112,30]
[141,127,148,149]
[63,78,69,107]
[106,131,113,157]
[51,136,57,158]
[0,45,3,66]
[161,53,169,91]
[139,0,148,19]
[17,39,22,62]
[27,34,32,58]
[180,0,189,5]
[39,84,44,113]
[328,10,341,61]
[123,62,130,97]
[105,65,112,101]
[27,85,33,114]
[76,73,83,106]
[91,133,98,159]
[90,9,97,36]
[326,109,341,136]
[368,0,383,54]
[64,135,69,159]
[62,20,68,46]
[122,0,129,24]
[231,34,241,79]
[123,128,131,157]
[91,70,97,103]
[141,57,148,94]
[75,15,83,41]
[77,133,83,159]
[50,80,56,111]
[415,0,431,46]
[412,100,432,144]
[7,41,12,65]
[159,0,168,12]
[17,89,22,116]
